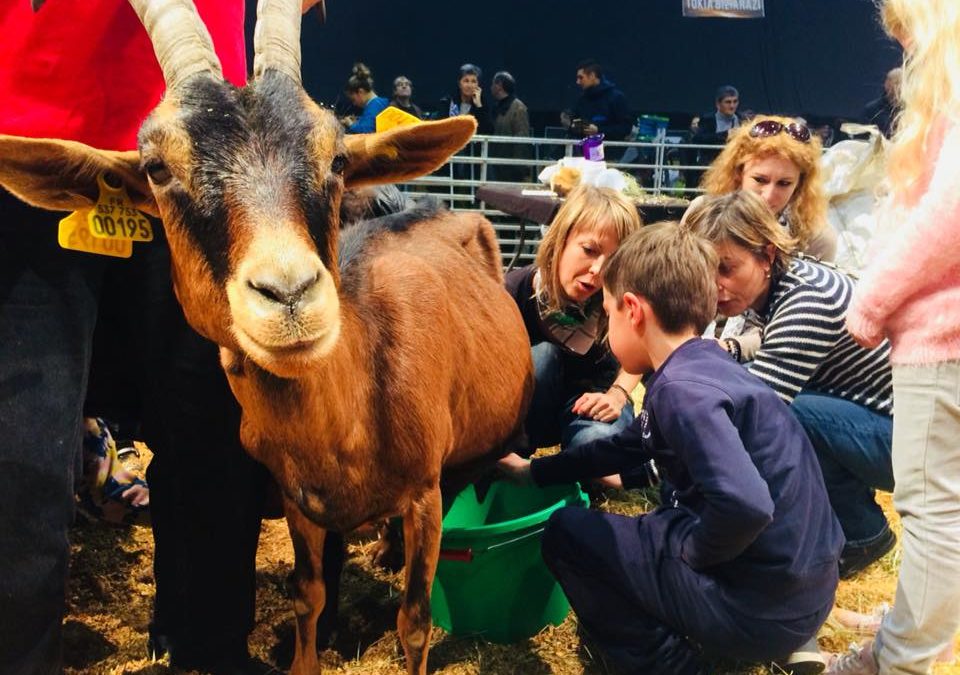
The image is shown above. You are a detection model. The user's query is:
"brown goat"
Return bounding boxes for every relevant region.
[0,1,533,673]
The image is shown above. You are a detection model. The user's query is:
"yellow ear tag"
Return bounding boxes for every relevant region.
[375,106,422,133]
[58,210,133,258]
[86,173,153,242]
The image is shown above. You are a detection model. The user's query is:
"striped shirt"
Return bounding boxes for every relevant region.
[748,258,893,415]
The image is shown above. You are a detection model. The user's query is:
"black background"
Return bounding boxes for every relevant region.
[244,0,903,131]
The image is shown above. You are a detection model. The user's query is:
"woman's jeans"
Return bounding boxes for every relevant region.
[524,342,634,454]
[0,196,105,675]
[791,390,894,545]
[876,362,960,675]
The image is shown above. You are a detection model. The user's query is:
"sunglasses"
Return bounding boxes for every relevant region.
[748,119,811,143]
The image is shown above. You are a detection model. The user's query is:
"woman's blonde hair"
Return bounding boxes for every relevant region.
[700,114,827,251]
[683,190,797,277]
[535,184,642,313]
[880,0,960,192]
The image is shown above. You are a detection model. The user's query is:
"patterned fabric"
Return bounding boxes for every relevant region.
[79,417,149,526]
[749,257,893,415]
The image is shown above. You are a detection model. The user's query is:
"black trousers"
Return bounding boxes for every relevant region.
[0,196,105,675]
[541,506,829,675]
[0,193,269,672]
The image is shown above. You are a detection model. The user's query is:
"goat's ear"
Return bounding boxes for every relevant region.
[341,116,476,188]
[0,135,158,216]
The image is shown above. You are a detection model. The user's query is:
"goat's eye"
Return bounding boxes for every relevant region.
[144,159,172,186]
[330,154,347,176]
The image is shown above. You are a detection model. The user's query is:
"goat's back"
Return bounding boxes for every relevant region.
[340,205,532,469]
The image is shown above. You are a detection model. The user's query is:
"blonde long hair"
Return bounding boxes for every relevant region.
[535,184,641,314]
[880,0,960,193]
[700,114,826,252]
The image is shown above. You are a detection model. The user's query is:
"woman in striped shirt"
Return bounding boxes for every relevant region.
[685,190,895,579]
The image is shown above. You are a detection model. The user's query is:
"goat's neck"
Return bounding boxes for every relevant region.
[223,304,375,470]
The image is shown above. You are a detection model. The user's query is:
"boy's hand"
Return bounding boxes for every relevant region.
[497,452,533,485]
[573,391,623,422]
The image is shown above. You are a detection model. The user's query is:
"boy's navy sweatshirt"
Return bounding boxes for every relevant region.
[531,338,844,620]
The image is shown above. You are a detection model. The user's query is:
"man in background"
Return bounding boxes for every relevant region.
[490,71,532,182]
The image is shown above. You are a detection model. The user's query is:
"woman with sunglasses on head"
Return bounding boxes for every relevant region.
[825,1,960,673]
[684,115,837,367]
[685,191,896,585]
[698,114,837,262]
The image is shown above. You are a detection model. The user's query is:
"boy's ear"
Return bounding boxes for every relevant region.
[622,292,647,328]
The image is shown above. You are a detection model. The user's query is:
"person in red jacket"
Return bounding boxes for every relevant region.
[0,2,273,672]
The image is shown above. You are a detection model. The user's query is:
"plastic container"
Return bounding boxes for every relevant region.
[636,114,670,141]
[430,480,589,643]
[579,133,605,161]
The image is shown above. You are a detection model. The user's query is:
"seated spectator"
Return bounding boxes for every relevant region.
[388,75,423,119]
[686,85,742,185]
[342,62,389,134]
[693,84,742,145]
[489,71,532,182]
[696,114,838,262]
[499,222,843,675]
[860,67,902,138]
[438,63,493,134]
[501,185,645,488]
[685,190,896,580]
[569,59,632,141]
[814,121,837,147]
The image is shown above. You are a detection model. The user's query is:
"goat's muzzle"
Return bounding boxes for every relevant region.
[227,235,340,378]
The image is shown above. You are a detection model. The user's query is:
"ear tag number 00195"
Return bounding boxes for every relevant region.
[58,210,133,258]
[86,173,153,242]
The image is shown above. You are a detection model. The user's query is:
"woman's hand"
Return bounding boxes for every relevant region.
[572,391,625,423]
[471,87,482,108]
[497,452,532,485]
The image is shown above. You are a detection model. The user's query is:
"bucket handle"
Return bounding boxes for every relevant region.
[438,527,546,563]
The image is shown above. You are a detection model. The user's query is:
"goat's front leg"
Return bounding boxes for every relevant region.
[284,498,329,675]
[397,485,443,675]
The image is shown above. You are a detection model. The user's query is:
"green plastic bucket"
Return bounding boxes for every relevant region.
[430,480,589,643]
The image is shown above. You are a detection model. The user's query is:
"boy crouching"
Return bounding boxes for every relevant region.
[499,223,844,674]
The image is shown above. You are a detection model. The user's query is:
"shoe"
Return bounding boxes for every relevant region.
[831,603,890,635]
[776,636,826,674]
[825,640,878,675]
[839,528,896,579]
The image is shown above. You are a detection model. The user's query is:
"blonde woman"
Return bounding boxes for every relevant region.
[828,1,960,672]
[697,114,836,261]
[503,185,645,485]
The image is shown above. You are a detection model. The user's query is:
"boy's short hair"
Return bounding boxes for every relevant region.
[602,222,718,334]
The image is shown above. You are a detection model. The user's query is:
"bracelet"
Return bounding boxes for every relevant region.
[609,383,634,405]
[723,338,742,363]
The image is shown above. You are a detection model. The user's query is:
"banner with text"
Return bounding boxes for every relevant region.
[683,0,764,18]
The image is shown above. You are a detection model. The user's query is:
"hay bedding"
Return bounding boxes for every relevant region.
[64,477,959,674]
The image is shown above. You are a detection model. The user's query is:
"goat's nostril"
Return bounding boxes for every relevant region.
[248,271,321,307]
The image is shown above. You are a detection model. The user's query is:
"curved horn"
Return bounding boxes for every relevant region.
[128,0,223,90]
[252,0,303,84]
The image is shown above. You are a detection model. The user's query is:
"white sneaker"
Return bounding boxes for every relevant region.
[825,641,878,675]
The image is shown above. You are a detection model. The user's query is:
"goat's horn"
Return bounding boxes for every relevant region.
[128,0,223,90]
[252,0,303,84]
